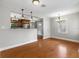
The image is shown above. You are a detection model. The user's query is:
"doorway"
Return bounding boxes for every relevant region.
[36,18,43,39]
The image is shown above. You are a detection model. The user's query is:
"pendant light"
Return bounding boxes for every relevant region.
[21,9,25,19]
[32,0,40,5]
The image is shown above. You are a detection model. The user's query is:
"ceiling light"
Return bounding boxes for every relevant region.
[32,0,40,5]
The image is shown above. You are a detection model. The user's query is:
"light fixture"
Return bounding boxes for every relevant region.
[56,16,65,23]
[32,0,40,5]
[21,9,25,19]
[30,11,35,22]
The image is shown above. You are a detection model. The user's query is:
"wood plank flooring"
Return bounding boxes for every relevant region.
[0,38,79,58]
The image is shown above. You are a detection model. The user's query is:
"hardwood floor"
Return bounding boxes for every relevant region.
[0,38,79,58]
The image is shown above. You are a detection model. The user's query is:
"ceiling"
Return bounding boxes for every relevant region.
[1,0,79,17]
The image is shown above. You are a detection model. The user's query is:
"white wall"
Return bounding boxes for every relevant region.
[43,17,51,39]
[51,12,79,41]
[0,29,37,51]
[0,5,10,29]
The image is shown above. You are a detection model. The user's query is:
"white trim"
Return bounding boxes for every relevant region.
[0,40,37,51]
[52,36,79,43]
[43,35,51,39]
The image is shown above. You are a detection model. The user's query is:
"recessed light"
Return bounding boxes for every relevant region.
[41,4,46,7]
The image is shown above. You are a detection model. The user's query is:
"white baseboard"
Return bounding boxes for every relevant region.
[0,40,37,51]
[43,36,51,39]
[52,36,79,43]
